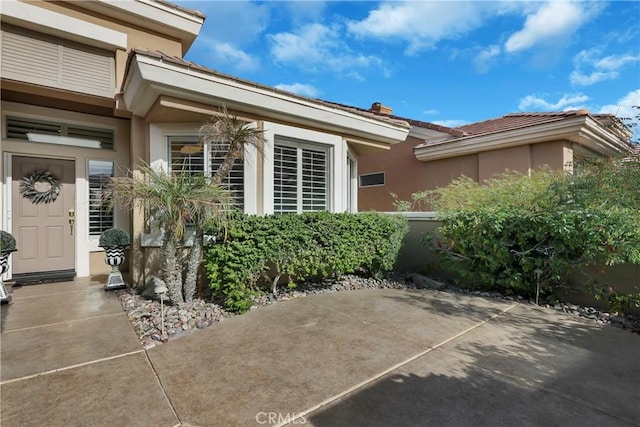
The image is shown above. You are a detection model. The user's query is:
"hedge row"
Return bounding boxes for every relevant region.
[204,212,408,313]
[433,205,640,298]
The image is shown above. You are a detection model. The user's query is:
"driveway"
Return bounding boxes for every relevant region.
[1,279,638,426]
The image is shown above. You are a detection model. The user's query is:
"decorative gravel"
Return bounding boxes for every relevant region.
[117,273,640,349]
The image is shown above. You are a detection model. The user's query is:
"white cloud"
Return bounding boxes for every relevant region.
[598,89,640,116]
[505,1,601,53]
[598,89,640,140]
[519,93,590,111]
[274,83,320,98]
[473,45,501,73]
[596,53,640,70]
[347,1,500,55]
[569,70,618,86]
[182,1,270,46]
[197,40,259,72]
[423,109,439,115]
[570,49,639,86]
[269,23,382,73]
[432,119,469,128]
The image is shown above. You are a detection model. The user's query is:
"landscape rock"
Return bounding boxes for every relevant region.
[117,273,640,348]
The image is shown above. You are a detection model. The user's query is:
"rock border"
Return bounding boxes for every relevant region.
[118,273,639,349]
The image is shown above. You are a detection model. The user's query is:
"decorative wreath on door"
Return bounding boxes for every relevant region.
[19,169,62,205]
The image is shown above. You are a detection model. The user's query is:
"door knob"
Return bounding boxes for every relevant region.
[68,208,75,236]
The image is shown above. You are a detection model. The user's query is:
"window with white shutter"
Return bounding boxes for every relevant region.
[168,136,244,208]
[274,138,328,213]
[210,143,244,210]
[88,160,114,236]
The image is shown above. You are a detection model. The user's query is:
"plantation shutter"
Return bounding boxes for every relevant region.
[88,160,115,235]
[169,136,205,173]
[302,148,327,212]
[210,143,244,210]
[274,141,328,213]
[274,145,298,213]
[168,136,245,209]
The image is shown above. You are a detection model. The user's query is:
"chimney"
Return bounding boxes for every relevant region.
[370,102,392,115]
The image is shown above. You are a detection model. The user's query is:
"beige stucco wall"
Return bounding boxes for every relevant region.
[358,136,575,211]
[358,135,480,211]
[478,145,530,181]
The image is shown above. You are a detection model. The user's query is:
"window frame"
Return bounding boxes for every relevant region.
[263,122,345,215]
[87,159,115,239]
[359,171,385,188]
[273,137,330,214]
[150,123,256,213]
[167,135,245,209]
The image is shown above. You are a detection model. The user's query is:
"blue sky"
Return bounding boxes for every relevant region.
[175,0,640,135]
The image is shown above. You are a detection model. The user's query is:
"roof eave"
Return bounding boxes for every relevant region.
[75,0,204,54]
[121,54,409,145]
[414,115,632,161]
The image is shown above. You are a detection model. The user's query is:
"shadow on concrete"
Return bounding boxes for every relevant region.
[307,298,640,427]
[382,288,514,320]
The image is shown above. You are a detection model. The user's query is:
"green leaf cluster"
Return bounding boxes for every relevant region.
[204,212,408,313]
[423,156,640,304]
[98,228,130,248]
[0,230,17,253]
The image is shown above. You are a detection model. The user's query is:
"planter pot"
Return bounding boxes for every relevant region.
[103,246,127,291]
[104,247,126,267]
[0,251,15,304]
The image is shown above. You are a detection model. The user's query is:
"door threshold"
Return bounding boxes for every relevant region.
[11,270,76,286]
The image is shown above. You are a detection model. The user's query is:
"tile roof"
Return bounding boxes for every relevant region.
[454,110,617,137]
[127,49,410,129]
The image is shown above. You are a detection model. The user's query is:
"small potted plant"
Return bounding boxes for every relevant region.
[0,230,17,303]
[99,228,130,290]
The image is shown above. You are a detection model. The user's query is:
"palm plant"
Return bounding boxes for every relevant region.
[183,106,265,298]
[109,106,264,304]
[199,105,264,186]
[109,164,233,303]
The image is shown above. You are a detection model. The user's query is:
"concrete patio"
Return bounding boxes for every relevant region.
[1,279,638,426]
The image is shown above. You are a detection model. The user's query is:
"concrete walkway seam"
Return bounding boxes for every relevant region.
[0,312,125,334]
[143,350,183,426]
[0,349,145,385]
[276,302,521,427]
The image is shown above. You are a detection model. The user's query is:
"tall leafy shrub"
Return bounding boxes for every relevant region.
[419,157,640,298]
[204,212,408,313]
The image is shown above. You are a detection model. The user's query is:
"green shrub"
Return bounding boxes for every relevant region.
[204,212,408,313]
[99,228,131,248]
[0,230,17,253]
[432,206,640,297]
[419,157,640,301]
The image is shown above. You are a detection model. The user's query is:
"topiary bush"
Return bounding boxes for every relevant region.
[0,230,17,253]
[99,228,131,248]
[204,212,408,313]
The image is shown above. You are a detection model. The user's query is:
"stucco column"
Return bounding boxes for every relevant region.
[129,115,149,287]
